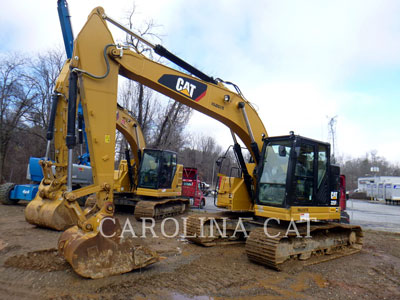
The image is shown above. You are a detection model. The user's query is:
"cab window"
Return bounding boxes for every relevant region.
[138,151,160,189]
[258,141,291,206]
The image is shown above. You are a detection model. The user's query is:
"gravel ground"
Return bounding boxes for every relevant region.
[0,201,399,299]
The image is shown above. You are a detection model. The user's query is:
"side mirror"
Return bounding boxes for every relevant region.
[278,145,287,157]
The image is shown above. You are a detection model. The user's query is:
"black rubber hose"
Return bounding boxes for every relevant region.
[46,93,59,141]
[250,142,260,164]
[125,148,134,189]
[66,71,78,149]
[233,143,253,200]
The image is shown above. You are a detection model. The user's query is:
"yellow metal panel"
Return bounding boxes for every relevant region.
[116,106,146,167]
[216,176,253,211]
[254,205,341,221]
[114,51,268,160]
[136,188,181,198]
[72,8,119,205]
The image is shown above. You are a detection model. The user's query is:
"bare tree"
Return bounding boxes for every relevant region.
[338,150,400,190]
[150,100,191,151]
[0,54,38,182]
[179,134,224,183]
[117,4,192,156]
[25,47,65,135]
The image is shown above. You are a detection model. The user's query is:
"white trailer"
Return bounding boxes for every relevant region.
[384,183,400,205]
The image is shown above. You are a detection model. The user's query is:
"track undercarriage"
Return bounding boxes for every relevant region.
[88,194,190,220]
[185,213,363,269]
[133,198,189,220]
[246,222,363,270]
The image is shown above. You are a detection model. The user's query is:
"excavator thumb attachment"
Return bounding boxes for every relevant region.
[25,194,78,231]
[58,218,159,279]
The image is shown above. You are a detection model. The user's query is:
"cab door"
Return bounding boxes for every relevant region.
[290,141,316,206]
[289,139,331,207]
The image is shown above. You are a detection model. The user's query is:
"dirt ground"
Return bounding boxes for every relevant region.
[0,203,399,300]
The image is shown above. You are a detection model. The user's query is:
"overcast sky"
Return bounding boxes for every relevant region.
[1,0,399,163]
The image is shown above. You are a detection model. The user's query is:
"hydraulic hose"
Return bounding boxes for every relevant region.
[47,94,59,141]
[44,93,59,160]
[66,70,78,192]
[66,70,78,149]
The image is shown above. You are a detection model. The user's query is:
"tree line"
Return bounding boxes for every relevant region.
[1,47,399,189]
[337,151,400,191]
[0,47,230,186]
[0,49,64,184]
[2,4,399,189]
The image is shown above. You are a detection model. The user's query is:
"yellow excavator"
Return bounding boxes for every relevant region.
[25,63,188,232]
[26,6,362,278]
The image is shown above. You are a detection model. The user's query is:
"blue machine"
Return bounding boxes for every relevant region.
[57,0,74,59]
[28,157,44,182]
[0,0,90,204]
[9,158,42,200]
[0,158,43,204]
[9,185,39,202]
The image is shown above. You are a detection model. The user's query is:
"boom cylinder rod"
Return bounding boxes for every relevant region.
[230,130,238,145]
[238,102,260,163]
[67,149,73,192]
[44,141,51,161]
[133,124,142,163]
[78,112,83,155]
[238,102,255,143]
[133,124,140,149]
[102,14,155,49]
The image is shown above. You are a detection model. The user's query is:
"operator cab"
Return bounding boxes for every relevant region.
[256,134,338,208]
[137,149,177,190]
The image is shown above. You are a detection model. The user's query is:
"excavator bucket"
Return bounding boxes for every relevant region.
[58,218,159,279]
[25,194,78,231]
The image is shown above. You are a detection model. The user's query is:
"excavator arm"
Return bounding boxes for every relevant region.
[25,57,146,231]
[25,56,154,279]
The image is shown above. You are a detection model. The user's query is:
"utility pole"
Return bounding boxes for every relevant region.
[327,115,338,163]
